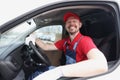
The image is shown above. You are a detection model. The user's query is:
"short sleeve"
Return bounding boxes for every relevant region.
[54,39,66,51]
[81,36,97,55]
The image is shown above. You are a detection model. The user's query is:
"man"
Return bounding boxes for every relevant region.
[25,12,108,80]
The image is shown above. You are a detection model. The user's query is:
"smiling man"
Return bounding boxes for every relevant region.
[25,12,108,80]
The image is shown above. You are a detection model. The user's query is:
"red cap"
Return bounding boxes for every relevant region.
[63,12,81,22]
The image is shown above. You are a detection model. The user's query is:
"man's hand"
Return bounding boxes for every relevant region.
[33,66,63,80]
[25,34,36,45]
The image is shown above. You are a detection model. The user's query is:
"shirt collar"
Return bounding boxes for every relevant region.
[67,32,82,45]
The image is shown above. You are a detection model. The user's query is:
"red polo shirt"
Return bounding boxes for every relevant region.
[54,33,97,62]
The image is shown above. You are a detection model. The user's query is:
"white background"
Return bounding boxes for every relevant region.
[0,0,119,26]
[0,0,60,26]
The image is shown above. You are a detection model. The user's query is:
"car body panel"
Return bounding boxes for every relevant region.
[0,0,120,80]
[88,61,120,80]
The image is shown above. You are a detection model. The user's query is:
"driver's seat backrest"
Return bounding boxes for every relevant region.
[92,33,116,61]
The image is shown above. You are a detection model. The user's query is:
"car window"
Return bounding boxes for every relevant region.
[33,25,63,66]
[0,19,36,55]
[34,25,63,43]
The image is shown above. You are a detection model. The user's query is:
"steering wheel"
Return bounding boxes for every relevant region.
[29,41,51,66]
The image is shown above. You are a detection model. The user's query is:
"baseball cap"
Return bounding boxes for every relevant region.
[63,12,81,22]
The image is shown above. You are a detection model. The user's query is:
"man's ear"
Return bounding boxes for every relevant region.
[79,22,82,28]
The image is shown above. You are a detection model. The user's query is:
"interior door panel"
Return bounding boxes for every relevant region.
[0,45,24,80]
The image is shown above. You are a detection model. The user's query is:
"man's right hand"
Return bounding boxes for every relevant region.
[25,34,36,45]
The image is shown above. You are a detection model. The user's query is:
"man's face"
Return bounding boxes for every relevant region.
[65,17,82,35]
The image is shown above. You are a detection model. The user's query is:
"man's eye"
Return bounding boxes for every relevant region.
[73,20,77,23]
[66,21,71,24]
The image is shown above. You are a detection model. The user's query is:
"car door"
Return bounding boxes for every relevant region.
[0,0,120,80]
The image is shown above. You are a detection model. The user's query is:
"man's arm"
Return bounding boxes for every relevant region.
[35,38,58,51]
[33,48,108,80]
[61,48,108,77]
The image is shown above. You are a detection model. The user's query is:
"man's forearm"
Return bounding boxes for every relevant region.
[35,38,58,51]
[35,38,47,50]
[61,59,108,77]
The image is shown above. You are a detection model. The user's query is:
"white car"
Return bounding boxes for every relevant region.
[0,0,120,80]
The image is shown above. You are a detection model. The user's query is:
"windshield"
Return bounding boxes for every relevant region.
[0,19,36,55]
